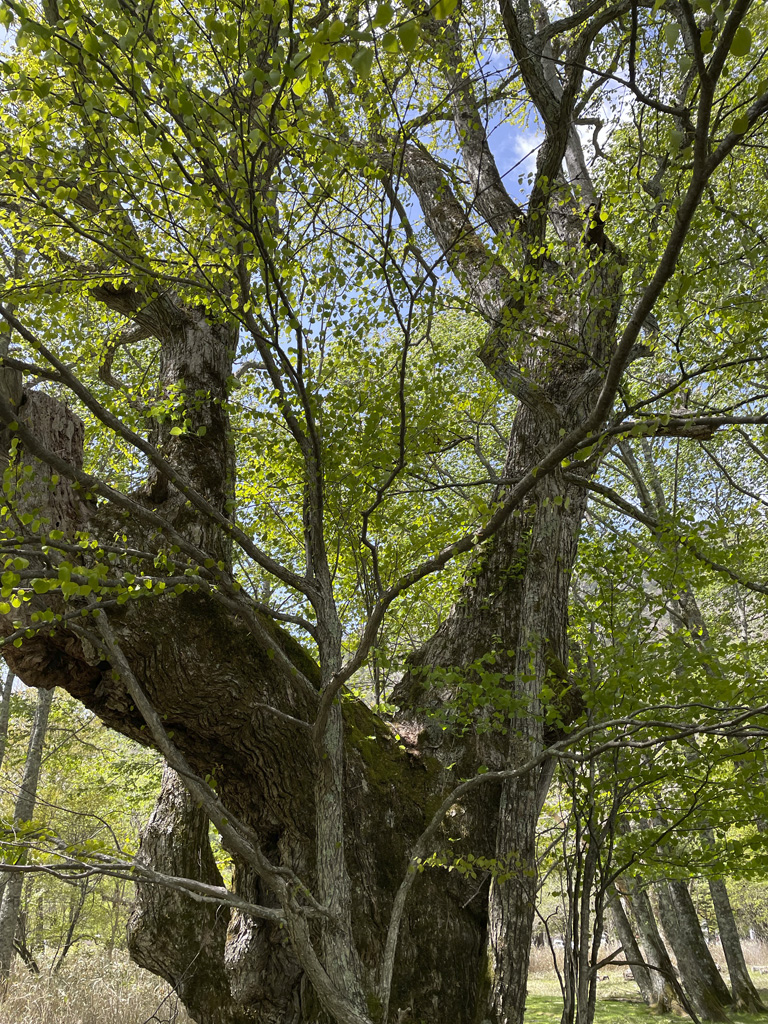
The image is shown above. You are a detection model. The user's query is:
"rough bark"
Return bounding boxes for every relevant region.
[127,766,263,1024]
[393,429,589,1024]
[0,287,620,1024]
[392,243,623,1024]
[608,888,654,1005]
[708,877,766,1013]
[0,685,54,980]
[0,312,487,1022]
[0,15,629,1023]
[656,879,732,1021]
[619,881,676,1013]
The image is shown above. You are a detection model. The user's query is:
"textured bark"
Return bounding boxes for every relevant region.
[0,320,489,1022]
[127,766,263,1024]
[0,33,625,1018]
[619,881,676,1013]
[392,246,623,1024]
[656,880,732,1021]
[0,218,632,1024]
[608,888,654,1004]
[708,877,765,1013]
[0,319,614,1024]
[0,685,54,980]
[393,429,589,1024]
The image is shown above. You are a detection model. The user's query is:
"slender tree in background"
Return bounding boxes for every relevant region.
[0,1,765,1023]
[0,669,15,774]
[0,684,53,980]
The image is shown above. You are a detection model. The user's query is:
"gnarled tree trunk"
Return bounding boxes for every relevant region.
[0,267,620,1024]
[0,333,493,1023]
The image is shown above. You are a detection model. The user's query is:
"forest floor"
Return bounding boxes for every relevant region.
[527,939,768,1023]
[0,944,766,1023]
[526,975,768,1023]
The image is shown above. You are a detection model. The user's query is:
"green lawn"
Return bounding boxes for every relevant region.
[525,974,768,1023]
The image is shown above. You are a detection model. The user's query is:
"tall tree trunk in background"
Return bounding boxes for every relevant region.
[709,878,765,1013]
[656,879,732,1021]
[0,686,54,981]
[0,669,15,772]
[619,881,676,1013]
[608,887,653,1004]
[619,444,766,1016]
[0,668,16,911]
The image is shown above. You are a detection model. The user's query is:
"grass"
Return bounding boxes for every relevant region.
[0,948,193,1024]
[527,978,768,1023]
[526,940,768,1024]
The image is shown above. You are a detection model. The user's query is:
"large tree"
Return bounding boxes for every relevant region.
[0,0,766,1022]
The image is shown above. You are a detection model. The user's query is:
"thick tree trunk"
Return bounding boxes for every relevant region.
[392,246,622,1023]
[127,766,263,1024]
[0,242,621,1024]
[393,407,591,1024]
[708,877,765,1013]
[0,361,484,1021]
[0,685,54,980]
[656,880,732,1021]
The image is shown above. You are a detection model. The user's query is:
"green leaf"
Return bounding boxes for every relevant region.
[398,21,419,51]
[350,47,373,78]
[433,0,459,18]
[292,74,311,97]
[730,27,752,57]
[732,113,750,134]
[664,23,679,47]
[82,33,101,55]
[381,31,398,53]
[170,426,184,436]
[328,19,346,42]
[373,2,394,28]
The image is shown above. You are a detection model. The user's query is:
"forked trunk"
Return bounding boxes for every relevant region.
[0,246,621,1022]
[618,881,676,1013]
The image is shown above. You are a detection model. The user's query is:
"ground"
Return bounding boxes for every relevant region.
[1,944,767,1024]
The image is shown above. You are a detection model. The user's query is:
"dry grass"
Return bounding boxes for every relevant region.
[0,948,193,1024]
